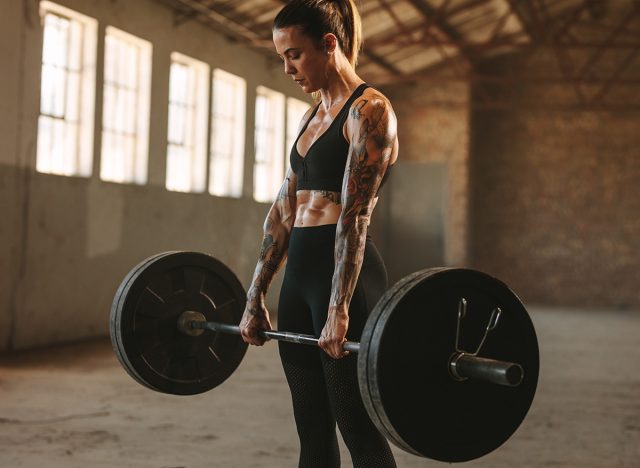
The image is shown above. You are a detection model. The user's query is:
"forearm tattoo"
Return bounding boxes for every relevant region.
[259,234,280,273]
[330,98,394,309]
[247,172,297,310]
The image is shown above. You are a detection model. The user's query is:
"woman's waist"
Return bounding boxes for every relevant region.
[289,223,374,241]
[287,224,377,270]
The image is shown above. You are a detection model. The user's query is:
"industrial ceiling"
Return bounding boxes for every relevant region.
[156,0,640,109]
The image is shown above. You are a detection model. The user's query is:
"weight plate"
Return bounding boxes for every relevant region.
[359,268,539,462]
[358,268,447,453]
[110,251,248,395]
[110,251,175,391]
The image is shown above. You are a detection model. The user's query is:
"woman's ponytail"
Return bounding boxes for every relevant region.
[330,0,362,67]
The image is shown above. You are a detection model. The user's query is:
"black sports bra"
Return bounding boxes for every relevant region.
[290,83,393,195]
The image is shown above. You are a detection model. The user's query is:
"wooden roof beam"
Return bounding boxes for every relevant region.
[405,0,477,62]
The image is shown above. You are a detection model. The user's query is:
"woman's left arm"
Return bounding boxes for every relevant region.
[318,94,397,359]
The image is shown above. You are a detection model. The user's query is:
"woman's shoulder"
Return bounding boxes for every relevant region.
[345,85,397,132]
[349,85,396,119]
[362,85,391,102]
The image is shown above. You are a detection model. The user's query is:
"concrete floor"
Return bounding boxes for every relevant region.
[0,306,639,468]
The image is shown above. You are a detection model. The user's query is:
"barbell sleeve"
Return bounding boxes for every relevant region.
[449,352,524,387]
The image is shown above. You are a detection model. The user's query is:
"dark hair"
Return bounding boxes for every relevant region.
[273,0,362,67]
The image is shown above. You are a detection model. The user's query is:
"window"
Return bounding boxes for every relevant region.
[286,97,311,167]
[37,2,97,177]
[166,52,210,192]
[209,69,246,198]
[254,86,285,202]
[100,26,152,184]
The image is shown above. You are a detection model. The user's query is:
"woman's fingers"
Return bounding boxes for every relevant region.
[242,325,267,346]
[250,321,270,346]
[319,335,349,359]
[239,307,271,346]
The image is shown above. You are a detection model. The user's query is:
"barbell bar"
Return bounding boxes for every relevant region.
[110,251,539,462]
[178,311,524,387]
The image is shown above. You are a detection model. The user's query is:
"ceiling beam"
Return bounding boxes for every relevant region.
[405,0,476,62]
[377,0,416,44]
[576,2,640,79]
[360,48,404,75]
[505,0,537,41]
[161,0,271,47]
[591,43,640,103]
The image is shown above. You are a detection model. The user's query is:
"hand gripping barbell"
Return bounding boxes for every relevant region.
[110,251,539,463]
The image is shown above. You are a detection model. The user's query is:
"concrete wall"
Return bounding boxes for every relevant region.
[372,161,448,283]
[0,0,310,351]
[469,53,640,310]
[1,0,31,352]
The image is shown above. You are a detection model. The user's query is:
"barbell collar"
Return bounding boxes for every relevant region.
[449,352,524,387]
[190,319,361,353]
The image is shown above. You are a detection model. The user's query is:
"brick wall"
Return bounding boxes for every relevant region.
[470,53,640,310]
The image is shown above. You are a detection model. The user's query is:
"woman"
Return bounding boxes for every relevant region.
[239,1,398,466]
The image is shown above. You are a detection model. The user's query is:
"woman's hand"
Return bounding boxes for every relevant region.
[239,301,272,346]
[319,306,350,359]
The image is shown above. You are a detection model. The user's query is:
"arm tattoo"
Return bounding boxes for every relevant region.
[259,234,280,273]
[351,99,368,119]
[247,171,297,310]
[330,97,395,308]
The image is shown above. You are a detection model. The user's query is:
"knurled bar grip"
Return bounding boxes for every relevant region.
[193,321,362,353]
[191,320,524,386]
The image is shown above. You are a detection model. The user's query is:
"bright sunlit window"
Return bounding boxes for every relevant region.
[166,52,210,193]
[37,1,97,177]
[286,97,311,167]
[209,69,246,198]
[100,26,152,185]
[254,86,285,202]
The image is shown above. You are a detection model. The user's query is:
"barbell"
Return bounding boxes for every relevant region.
[110,251,539,463]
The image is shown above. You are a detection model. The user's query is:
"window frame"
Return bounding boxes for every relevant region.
[209,68,247,198]
[165,51,210,193]
[253,85,286,203]
[99,25,152,185]
[36,1,97,177]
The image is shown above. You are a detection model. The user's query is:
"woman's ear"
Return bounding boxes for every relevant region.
[322,33,338,54]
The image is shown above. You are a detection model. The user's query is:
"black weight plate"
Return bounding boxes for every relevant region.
[358,268,447,453]
[359,268,539,462]
[110,251,175,391]
[110,251,248,395]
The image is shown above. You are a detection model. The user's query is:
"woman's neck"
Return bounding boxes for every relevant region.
[318,59,363,112]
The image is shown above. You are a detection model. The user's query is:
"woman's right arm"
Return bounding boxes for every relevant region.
[240,169,297,345]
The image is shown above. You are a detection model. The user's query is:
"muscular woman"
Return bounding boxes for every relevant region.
[239,1,398,466]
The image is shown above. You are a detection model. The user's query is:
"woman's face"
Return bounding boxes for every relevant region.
[273,26,330,93]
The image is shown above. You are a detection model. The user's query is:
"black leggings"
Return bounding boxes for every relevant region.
[278,224,396,468]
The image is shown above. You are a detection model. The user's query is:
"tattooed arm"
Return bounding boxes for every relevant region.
[240,169,297,346]
[318,93,397,359]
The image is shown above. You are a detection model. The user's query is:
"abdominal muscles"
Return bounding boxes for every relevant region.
[294,190,342,227]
